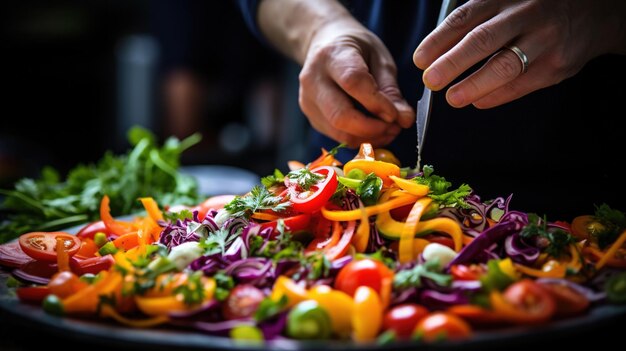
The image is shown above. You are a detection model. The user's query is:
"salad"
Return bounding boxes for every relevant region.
[0,143,625,345]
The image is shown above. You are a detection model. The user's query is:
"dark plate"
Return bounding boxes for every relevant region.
[1,223,625,350]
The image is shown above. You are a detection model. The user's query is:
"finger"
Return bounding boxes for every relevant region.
[370,58,415,128]
[301,95,397,147]
[445,37,541,107]
[422,14,525,91]
[299,78,400,138]
[413,0,500,70]
[326,47,400,124]
[471,63,555,109]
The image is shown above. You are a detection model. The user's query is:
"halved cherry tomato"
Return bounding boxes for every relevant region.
[571,215,601,241]
[76,220,116,240]
[382,303,429,339]
[70,254,115,275]
[413,312,471,342]
[0,242,33,268]
[18,232,81,262]
[539,282,590,317]
[335,258,394,297]
[222,284,265,320]
[16,286,51,304]
[491,279,556,324]
[258,213,311,238]
[286,166,338,213]
[75,238,98,258]
[450,265,485,281]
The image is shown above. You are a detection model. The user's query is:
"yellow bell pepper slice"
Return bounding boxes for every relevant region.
[270,276,308,308]
[352,205,370,253]
[389,175,429,197]
[377,210,463,252]
[399,197,433,263]
[321,193,417,221]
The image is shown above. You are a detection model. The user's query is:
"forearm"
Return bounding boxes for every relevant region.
[257,0,356,64]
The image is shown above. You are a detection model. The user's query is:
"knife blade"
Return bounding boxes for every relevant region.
[416,0,457,170]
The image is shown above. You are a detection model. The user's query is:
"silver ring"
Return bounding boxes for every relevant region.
[505,45,529,74]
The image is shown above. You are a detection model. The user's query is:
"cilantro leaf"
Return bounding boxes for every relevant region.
[224,186,288,219]
[261,169,285,189]
[393,260,452,290]
[414,165,472,209]
[520,213,575,257]
[286,168,324,191]
[174,271,205,305]
[254,295,288,321]
[593,203,626,249]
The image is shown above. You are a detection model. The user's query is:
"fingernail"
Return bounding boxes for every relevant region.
[423,68,442,88]
[447,90,464,107]
[413,48,425,68]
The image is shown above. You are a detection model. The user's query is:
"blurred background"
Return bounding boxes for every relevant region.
[0,0,309,191]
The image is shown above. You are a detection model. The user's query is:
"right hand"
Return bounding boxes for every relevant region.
[298,19,415,147]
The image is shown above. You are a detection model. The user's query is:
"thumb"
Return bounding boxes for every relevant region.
[374,69,415,128]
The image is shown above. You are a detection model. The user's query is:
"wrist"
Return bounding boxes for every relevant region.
[258,0,358,64]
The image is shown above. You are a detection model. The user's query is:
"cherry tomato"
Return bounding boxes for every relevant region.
[18,232,81,262]
[0,242,33,268]
[450,265,485,281]
[539,282,590,317]
[222,284,265,320]
[374,148,401,166]
[76,220,116,240]
[286,166,338,213]
[193,194,237,220]
[571,215,603,241]
[258,213,311,238]
[69,254,115,275]
[423,235,455,250]
[16,286,51,304]
[48,271,86,298]
[335,258,394,297]
[413,312,471,342]
[390,204,413,221]
[446,304,503,326]
[495,279,556,324]
[382,303,429,339]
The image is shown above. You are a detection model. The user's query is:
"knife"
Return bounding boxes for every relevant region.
[416,0,458,170]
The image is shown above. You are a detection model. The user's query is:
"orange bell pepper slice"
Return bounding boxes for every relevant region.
[100,195,135,235]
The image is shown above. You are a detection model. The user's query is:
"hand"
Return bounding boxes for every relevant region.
[413,0,626,109]
[299,18,415,147]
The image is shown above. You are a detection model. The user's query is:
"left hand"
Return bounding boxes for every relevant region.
[413,0,626,109]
